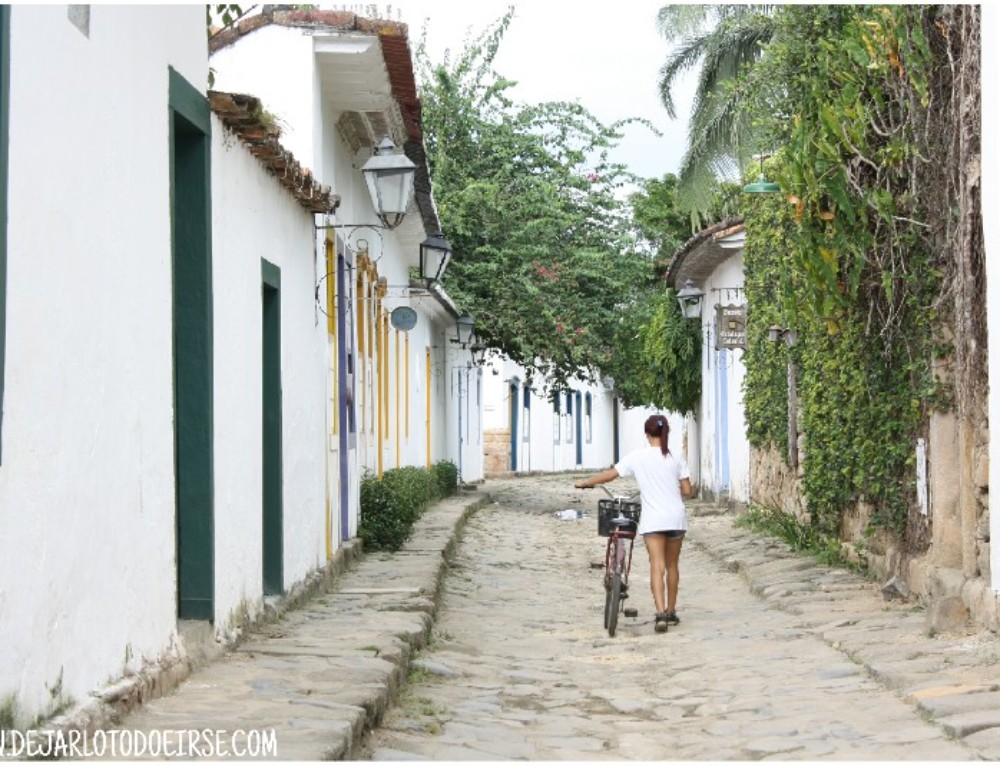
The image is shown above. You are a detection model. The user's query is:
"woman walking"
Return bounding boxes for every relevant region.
[574,414,693,633]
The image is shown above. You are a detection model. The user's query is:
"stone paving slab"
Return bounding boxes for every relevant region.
[362,478,996,761]
[82,492,488,761]
[54,477,1000,761]
[689,508,1000,756]
[915,689,1000,717]
[963,726,1000,758]
[939,709,1000,739]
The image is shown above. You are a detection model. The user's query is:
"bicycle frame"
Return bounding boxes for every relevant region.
[599,486,640,637]
[605,528,635,584]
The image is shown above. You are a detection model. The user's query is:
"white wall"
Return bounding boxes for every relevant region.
[0,5,206,722]
[695,251,750,503]
[211,118,329,628]
[368,274,472,481]
[209,26,316,169]
[482,356,668,474]
[443,349,484,483]
[428,323,451,468]
[682,412,701,489]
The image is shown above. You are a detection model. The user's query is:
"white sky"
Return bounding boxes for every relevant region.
[369,0,694,181]
[330,1,995,193]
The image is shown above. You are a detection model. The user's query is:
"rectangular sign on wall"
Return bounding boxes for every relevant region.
[715,304,747,349]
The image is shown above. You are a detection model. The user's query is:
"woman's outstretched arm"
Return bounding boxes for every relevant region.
[574,468,619,489]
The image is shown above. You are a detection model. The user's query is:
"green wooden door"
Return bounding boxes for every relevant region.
[261,260,283,595]
[169,68,214,621]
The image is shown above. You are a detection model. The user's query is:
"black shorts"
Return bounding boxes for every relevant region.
[645,530,686,539]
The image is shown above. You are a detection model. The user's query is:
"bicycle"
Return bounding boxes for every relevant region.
[596,485,641,637]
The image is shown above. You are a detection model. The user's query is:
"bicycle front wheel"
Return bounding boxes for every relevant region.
[607,571,621,637]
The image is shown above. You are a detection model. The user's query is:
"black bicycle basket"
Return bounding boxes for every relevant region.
[597,499,641,537]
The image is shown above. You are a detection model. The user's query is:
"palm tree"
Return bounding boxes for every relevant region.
[657,4,774,226]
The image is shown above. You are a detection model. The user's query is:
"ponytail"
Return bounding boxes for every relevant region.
[643,414,670,456]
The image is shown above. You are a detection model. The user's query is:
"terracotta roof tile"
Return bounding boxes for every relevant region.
[663,216,745,286]
[380,33,422,142]
[208,90,340,215]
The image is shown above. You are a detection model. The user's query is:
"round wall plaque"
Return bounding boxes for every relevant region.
[390,305,418,332]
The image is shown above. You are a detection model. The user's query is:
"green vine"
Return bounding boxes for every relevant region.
[741,6,949,537]
[611,287,702,414]
[736,506,867,573]
[742,187,793,460]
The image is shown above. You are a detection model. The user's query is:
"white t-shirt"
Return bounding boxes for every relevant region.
[614,447,690,534]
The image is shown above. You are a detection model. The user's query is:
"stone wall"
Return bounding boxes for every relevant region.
[905,411,994,633]
[747,413,995,634]
[748,443,807,521]
[484,429,511,477]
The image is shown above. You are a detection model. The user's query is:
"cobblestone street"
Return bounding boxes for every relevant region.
[364,474,998,761]
[92,474,1000,761]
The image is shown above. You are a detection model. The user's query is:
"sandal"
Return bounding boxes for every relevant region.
[654,612,669,633]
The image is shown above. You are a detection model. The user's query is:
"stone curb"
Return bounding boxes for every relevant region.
[687,504,1000,759]
[36,492,489,761]
[37,538,366,746]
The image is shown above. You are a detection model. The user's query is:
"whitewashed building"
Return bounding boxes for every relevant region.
[666,219,750,506]
[481,355,684,476]
[0,4,221,726]
[0,5,475,728]
[208,7,483,503]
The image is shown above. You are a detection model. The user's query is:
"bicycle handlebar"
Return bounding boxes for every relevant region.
[599,485,639,501]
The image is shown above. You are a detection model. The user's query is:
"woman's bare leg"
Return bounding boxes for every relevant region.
[643,534,668,614]
[665,535,684,614]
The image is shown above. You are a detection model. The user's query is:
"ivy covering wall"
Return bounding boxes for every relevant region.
[739,5,978,539]
[743,186,938,536]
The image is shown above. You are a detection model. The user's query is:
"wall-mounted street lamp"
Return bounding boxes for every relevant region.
[743,154,781,194]
[768,325,798,347]
[316,136,416,239]
[470,343,487,367]
[420,233,452,285]
[455,314,475,346]
[313,138,443,309]
[676,279,705,320]
[362,136,417,229]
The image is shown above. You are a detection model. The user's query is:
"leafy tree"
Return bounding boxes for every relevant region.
[608,287,702,414]
[416,11,656,389]
[656,4,774,224]
[206,4,248,35]
[628,174,690,263]
[630,173,742,264]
